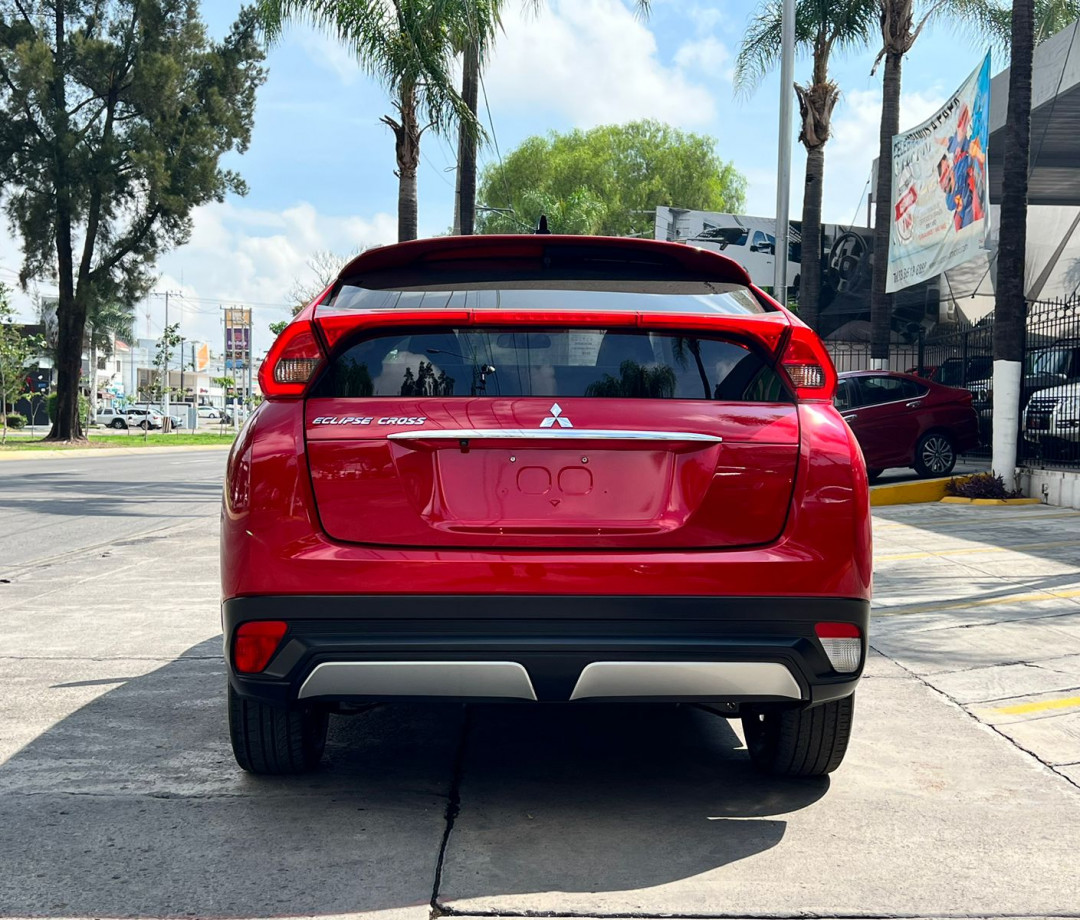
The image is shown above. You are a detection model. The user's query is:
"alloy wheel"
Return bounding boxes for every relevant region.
[921,435,954,473]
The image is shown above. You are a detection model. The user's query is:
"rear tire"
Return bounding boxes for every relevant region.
[742,695,854,777]
[110,418,126,429]
[228,682,329,775]
[913,431,956,478]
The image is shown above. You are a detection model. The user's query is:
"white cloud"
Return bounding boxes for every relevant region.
[485,0,717,127]
[143,201,397,355]
[821,88,947,224]
[673,36,733,84]
[294,26,362,86]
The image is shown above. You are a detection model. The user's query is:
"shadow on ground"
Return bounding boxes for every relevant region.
[0,638,827,917]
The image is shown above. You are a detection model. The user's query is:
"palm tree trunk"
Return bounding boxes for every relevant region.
[799,143,825,330]
[992,0,1034,477]
[870,51,903,368]
[384,83,422,242]
[457,35,480,235]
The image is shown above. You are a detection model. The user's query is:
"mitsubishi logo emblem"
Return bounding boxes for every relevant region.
[540,403,573,428]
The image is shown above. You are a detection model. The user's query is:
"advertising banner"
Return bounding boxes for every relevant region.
[887,52,991,293]
[224,307,251,369]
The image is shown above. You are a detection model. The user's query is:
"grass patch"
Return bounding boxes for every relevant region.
[945,472,1023,499]
[0,432,236,450]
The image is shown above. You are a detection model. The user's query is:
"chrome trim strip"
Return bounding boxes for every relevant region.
[569,662,803,701]
[297,661,538,700]
[388,428,722,443]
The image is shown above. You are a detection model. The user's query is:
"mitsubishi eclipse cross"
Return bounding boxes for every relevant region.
[221,235,872,777]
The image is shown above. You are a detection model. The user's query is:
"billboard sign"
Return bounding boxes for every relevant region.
[887,53,991,293]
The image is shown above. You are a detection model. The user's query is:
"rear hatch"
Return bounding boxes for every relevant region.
[308,342,800,548]
[267,238,819,549]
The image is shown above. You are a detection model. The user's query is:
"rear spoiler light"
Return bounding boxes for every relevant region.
[260,302,835,403]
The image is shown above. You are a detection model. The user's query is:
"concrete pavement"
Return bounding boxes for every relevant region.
[1,453,1078,918]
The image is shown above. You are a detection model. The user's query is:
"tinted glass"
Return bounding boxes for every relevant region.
[857,375,926,406]
[315,328,791,402]
[834,380,855,411]
[324,282,770,316]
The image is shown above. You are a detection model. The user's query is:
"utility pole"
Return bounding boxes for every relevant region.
[772,0,796,307]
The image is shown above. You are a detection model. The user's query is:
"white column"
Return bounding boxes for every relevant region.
[992,358,1023,481]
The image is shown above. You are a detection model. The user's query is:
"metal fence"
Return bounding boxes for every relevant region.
[823,296,1080,469]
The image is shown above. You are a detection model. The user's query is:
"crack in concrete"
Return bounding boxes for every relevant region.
[869,649,1080,793]
[430,705,472,920]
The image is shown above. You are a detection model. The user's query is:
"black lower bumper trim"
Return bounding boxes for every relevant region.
[223,595,868,707]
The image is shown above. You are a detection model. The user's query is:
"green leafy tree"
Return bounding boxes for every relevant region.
[0,0,266,441]
[256,0,481,242]
[477,120,746,236]
[735,0,877,329]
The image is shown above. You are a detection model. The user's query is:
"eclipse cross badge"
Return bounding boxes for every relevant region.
[540,403,573,428]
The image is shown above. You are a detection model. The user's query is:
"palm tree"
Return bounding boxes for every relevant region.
[956,0,1078,49]
[735,0,877,330]
[453,1,649,236]
[255,0,484,242]
[990,0,1034,475]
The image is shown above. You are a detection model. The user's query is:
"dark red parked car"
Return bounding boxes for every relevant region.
[835,370,980,480]
[222,235,872,778]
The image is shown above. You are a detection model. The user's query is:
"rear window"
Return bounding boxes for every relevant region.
[311,328,791,402]
[322,281,770,316]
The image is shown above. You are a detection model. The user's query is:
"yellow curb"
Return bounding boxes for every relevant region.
[0,443,233,460]
[870,477,956,506]
[939,496,1043,505]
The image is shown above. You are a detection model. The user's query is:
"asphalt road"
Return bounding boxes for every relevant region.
[1,450,1079,919]
[0,449,226,569]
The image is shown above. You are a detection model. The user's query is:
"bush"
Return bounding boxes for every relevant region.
[945,472,1024,500]
[4,413,26,429]
[46,392,90,425]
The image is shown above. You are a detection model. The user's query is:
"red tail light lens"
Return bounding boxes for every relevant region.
[233,620,288,673]
[259,321,326,399]
[781,326,837,401]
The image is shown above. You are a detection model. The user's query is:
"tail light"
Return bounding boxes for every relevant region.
[780,325,837,401]
[234,620,288,673]
[259,320,326,399]
[815,622,862,673]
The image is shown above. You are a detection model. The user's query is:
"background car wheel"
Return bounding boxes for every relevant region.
[110,418,126,429]
[866,468,884,483]
[228,682,328,775]
[742,695,854,777]
[138,420,149,430]
[914,431,956,478]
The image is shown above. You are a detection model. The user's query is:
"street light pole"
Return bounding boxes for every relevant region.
[772,0,796,307]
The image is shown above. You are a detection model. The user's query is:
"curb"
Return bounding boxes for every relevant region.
[870,477,956,506]
[939,496,1043,506]
[0,443,233,461]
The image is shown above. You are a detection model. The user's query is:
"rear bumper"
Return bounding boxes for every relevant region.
[224,595,868,708]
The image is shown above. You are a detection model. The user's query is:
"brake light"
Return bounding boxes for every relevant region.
[815,622,862,673]
[233,620,288,673]
[780,325,837,401]
[259,320,326,398]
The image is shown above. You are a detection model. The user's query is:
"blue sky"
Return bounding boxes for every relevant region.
[1,0,994,353]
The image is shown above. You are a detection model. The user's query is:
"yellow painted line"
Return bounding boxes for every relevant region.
[875,587,1080,617]
[870,478,954,507]
[993,695,1080,716]
[876,539,1080,562]
[939,496,1042,505]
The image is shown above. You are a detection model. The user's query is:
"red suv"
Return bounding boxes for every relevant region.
[222,236,872,778]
